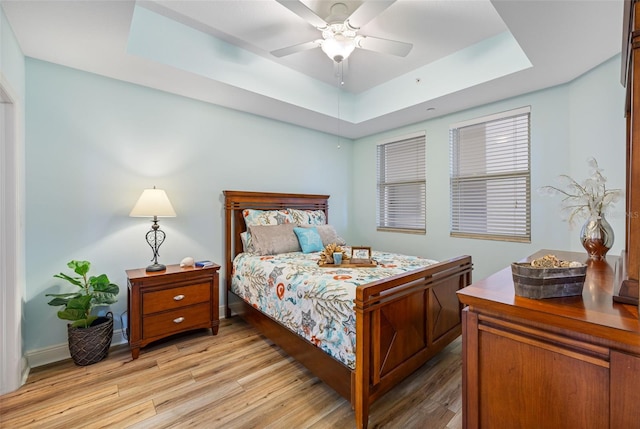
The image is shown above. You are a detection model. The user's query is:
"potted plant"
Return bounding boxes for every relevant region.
[47,260,120,366]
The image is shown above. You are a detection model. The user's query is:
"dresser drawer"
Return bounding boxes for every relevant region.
[142,282,211,315]
[143,302,211,339]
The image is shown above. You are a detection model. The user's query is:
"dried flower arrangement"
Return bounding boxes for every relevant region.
[318,243,350,265]
[539,157,622,226]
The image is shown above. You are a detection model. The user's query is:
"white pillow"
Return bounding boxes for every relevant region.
[240,231,253,253]
[243,209,293,227]
[288,208,327,225]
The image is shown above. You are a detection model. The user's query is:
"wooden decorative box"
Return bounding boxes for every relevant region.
[511,262,587,299]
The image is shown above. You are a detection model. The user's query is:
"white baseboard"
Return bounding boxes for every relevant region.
[26,328,127,369]
[20,356,29,386]
[25,306,227,368]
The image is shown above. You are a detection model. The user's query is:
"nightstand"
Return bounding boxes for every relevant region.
[126,263,220,359]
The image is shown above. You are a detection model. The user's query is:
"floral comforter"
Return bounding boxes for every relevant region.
[231,249,438,369]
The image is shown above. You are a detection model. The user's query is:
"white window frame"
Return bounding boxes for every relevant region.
[376,131,426,234]
[449,106,531,242]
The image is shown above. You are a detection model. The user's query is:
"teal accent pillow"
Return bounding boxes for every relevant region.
[293,227,324,253]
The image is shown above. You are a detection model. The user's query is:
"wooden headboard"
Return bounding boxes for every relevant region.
[223,190,330,292]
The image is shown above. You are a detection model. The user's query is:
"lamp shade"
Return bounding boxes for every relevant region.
[129,188,176,217]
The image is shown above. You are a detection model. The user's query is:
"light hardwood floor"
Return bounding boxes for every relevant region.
[0,317,463,429]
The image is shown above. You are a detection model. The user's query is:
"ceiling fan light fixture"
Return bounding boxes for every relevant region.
[321,36,356,63]
[272,0,412,64]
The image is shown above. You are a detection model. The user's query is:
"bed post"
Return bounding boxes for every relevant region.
[354,290,371,429]
[224,191,233,319]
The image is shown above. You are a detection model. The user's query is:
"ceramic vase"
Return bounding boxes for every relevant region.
[580,214,614,260]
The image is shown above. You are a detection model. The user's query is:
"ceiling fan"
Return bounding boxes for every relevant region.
[271,0,413,64]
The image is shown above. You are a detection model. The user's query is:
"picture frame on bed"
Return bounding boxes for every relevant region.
[351,246,372,263]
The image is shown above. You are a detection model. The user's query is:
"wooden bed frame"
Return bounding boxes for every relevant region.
[223,190,473,429]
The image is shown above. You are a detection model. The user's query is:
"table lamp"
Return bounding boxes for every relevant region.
[130,186,176,272]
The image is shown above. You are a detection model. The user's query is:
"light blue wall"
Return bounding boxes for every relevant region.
[24,59,351,352]
[568,56,627,228]
[351,55,626,281]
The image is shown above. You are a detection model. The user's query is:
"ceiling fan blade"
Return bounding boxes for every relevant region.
[347,0,396,29]
[357,36,412,57]
[275,0,328,29]
[271,40,320,57]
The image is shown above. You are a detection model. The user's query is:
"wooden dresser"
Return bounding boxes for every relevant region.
[126,263,220,359]
[457,250,640,429]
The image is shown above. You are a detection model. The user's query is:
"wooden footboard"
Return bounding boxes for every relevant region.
[223,190,472,429]
[353,255,472,428]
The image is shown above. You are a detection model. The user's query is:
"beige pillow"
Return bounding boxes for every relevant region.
[301,224,346,246]
[248,224,301,255]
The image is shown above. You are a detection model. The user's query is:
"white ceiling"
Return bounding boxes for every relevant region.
[1,0,624,139]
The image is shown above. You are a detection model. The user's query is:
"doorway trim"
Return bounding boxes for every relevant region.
[0,71,26,394]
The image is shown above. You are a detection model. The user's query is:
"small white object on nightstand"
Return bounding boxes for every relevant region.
[180,257,194,267]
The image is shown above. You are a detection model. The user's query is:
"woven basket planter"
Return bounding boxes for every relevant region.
[67,312,113,366]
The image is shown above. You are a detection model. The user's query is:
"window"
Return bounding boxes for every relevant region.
[377,132,426,234]
[449,107,531,242]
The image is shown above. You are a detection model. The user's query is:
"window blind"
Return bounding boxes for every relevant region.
[449,107,531,242]
[377,132,426,233]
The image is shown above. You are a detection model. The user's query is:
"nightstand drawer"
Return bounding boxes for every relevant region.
[143,302,211,338]
[142,282,211,315]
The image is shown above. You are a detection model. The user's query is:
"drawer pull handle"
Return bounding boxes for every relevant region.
[173,294,185,301]
[173,317,185,324]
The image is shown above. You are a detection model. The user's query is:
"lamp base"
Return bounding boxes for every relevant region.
[146,263,166,272]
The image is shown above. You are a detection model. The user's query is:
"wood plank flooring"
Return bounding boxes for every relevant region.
[0,317,463,429]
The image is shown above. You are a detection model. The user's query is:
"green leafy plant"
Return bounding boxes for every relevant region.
[47,260,119,328]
